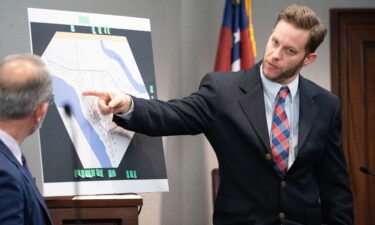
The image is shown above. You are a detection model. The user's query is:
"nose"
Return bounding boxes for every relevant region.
[271,47,282,60]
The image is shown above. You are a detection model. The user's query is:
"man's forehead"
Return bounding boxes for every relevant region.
[272,20,310,50]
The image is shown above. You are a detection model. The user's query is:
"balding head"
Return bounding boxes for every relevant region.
[0,54,53,120]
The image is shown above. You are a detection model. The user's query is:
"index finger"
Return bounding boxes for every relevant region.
[82,91,109,99]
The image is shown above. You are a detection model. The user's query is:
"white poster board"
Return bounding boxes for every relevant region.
[28,8,168,196]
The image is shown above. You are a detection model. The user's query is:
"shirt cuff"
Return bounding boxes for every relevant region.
[116,96,134,120]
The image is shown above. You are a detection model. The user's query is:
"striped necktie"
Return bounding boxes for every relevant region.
[271,86,290,177]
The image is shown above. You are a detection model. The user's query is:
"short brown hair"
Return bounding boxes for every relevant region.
[276,4,327,54]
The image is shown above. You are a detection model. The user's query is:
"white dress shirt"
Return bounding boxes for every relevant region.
[0,128,23,165]
[118,97,134,119]
[260,64,300,170]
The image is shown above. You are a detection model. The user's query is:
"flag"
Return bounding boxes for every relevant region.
[214,0,256,72]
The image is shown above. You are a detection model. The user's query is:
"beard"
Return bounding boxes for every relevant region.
[263,57,305,84]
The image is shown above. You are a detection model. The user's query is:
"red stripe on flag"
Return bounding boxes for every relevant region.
[214,0,256,72]
[214,27,232,72]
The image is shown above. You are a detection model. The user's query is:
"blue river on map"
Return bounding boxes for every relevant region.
[99,40,147,94]
[52,76,112,168]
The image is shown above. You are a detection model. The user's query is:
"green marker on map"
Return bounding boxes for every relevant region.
[108,169,117,178]
[78,16,90,25]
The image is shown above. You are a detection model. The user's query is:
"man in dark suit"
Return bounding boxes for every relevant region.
[0,54,53,225]
[84,4,353,225]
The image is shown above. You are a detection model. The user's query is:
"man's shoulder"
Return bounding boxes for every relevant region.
[202,65,261,90]
[205,70,247,80]
[200,70,254,93]
[299,76,340,103]
[206,62,260,80]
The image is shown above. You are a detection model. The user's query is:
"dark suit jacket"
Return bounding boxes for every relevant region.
[0,140,52,225]
[114,62,353,225]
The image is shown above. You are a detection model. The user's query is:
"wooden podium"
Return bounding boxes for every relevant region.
[45,194,143,225]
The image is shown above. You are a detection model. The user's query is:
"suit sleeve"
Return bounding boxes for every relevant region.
[317,101,354,225]
[0,169,24,225]
[113,73,219,136]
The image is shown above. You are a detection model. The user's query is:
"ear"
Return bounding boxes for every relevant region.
[302,53,317,67]
[34,102,48,123]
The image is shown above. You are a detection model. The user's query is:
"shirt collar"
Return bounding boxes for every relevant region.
[0,128,22,165]
[260,63,299,103]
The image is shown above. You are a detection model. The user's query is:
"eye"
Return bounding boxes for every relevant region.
[285,48,297,56]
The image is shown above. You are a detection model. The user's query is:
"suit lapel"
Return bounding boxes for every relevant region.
[238,63,271,153]
[19,159,52,224]
[236,68,320,173]
[0,140,52,224]
[21,165,49,208]
[237,68,319,149]
[297,76,318,150]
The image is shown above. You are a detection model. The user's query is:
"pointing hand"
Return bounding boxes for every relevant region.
[82,91,132,115]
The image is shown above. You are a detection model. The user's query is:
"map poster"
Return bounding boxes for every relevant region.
[28,8,168,196]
